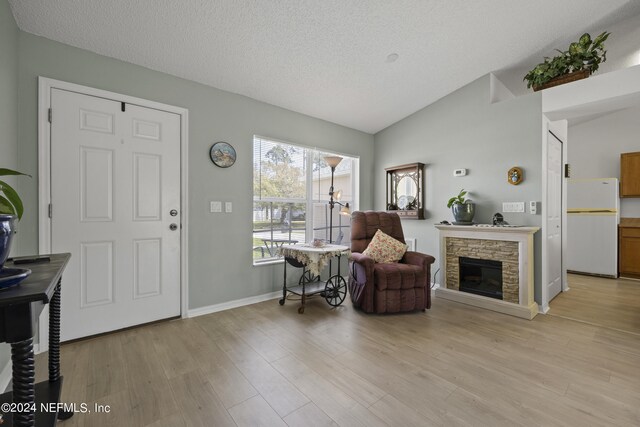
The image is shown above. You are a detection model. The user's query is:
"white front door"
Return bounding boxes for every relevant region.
[51,88,181,341]
[546,131,563,301]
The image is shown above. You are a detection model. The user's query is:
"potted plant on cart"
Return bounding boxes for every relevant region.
[447,189,475,224]
[524,31,610,91]
[0,168,30,269]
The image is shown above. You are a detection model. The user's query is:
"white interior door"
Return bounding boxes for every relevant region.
[51,88,181,341]
[546,131,563,301]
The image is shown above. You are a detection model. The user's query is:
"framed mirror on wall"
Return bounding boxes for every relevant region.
[385,162,425,219]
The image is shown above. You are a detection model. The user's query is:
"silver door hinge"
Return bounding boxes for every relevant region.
[48,108,52,123]
[48,203,52,218]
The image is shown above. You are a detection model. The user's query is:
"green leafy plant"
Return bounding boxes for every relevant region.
[447,189,470,208]
[0,168,30,220]
[524,31,610,89]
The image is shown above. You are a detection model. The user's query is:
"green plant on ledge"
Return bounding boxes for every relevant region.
[0,168,30,220]
[523,31,610,89]
[447,189,469,208]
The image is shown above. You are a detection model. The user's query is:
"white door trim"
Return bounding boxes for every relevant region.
[37,77,189,349]
[540,119,549,314]
[540,117,568,313]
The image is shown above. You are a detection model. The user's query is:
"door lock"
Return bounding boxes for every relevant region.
[170,209,178,217]
[169,223,178,231]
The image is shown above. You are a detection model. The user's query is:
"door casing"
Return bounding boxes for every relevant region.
[37,77,189,350]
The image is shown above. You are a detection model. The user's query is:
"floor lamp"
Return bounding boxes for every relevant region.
[323,156,351,245]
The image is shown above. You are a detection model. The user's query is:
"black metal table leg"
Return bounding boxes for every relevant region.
[299,267,306,314]
[48,280,72,421]
[279,261,287,306]
[11,337,35,427]
[48,281,61,383]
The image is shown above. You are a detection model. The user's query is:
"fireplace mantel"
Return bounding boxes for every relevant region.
[434,224,540,319]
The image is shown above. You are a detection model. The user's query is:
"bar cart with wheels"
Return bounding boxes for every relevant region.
[277,244,350,314]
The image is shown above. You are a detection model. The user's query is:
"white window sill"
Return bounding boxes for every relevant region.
[253,258,284,267]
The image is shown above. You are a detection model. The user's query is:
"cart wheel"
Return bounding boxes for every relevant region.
[299,270,320,286]
[279,298,285,306]
[324,275,347,307]
[298,306,305,314]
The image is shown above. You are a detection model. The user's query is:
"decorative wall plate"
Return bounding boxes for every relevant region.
[508,167,523,185]
[210,142,236,168]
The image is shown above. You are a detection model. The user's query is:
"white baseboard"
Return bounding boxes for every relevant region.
[0,357,12,393]
[187,291,281,318]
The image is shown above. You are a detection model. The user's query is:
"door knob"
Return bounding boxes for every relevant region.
[170,209,178,217]
[170,223,178,231]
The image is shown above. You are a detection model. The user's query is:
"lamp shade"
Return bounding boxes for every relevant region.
[334,189,342,201]
[339,203,351,216]
[324,156,343,168]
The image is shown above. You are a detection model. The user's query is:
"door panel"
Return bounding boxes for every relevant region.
[546,131,563,301]
[79,109,114,134]
[80,147,114,222]
[132,118,162,141]
[80,241,114,307]
[51,88,181,341]
[133,153,162,221]
[133,238,162,299]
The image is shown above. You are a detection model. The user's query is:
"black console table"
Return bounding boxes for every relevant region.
[0,253,72,426]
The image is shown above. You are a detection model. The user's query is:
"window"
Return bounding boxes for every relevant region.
[253,136,358,264]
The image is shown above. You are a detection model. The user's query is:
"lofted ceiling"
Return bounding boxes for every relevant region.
[8,0,640,134]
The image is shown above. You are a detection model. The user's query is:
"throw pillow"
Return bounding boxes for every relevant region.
[362,229,407,263]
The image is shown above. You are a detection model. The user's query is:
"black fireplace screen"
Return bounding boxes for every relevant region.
[459,257,503,300]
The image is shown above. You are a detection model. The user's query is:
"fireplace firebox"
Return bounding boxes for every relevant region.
[459,257,503,300]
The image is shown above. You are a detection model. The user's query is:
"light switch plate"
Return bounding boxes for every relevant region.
[210,201,222,213]
[502,202,525,213]
[225,202,232,213]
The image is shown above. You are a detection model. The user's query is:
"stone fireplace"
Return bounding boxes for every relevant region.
[434,225,539,319]
[445,237,519,303]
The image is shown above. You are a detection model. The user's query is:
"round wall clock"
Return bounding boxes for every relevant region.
[507,167,523,185]
[210,142,236,168]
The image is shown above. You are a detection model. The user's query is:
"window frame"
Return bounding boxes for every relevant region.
[252,135,359,266]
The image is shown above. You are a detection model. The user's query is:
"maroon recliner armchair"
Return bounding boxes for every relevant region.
[348,211,436,314]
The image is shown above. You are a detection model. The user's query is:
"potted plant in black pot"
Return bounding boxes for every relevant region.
[524,31,610,91]
[447,189,475,224]
[0,168,30,270]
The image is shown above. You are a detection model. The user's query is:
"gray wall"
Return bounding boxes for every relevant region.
[15,32,374,310]
[568,106,640,217]
[0,0,19,386]
[373,75,544,302]
[0,0,18,172]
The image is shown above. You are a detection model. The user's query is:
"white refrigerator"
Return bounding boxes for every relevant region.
[567,178,620,278]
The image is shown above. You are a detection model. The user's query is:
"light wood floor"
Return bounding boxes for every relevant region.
[36,294,640,426]
[549,274,640,335]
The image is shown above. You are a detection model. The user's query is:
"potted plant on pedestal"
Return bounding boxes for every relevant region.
[524,31,610,92]
[447,189,475,224]
[0,168,29,270]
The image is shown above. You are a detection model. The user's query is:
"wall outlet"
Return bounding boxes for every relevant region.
[502,202,525,213]
[210,201,222,213]
[225,202,233,213]
[453,168,467,177]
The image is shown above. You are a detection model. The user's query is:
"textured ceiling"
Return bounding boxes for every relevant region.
[8,0,640,133]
